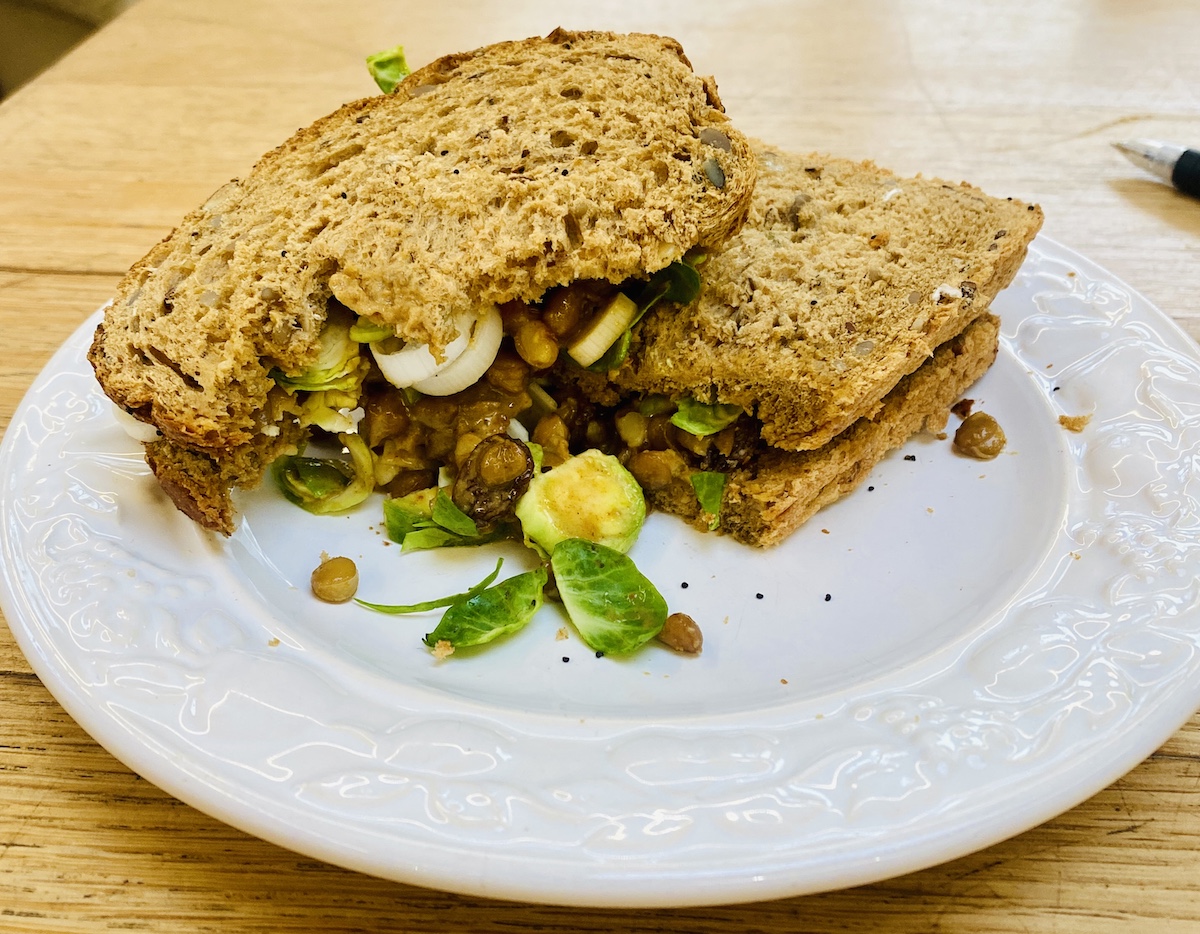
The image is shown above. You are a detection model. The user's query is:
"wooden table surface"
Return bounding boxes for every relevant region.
[3,1,1200,930]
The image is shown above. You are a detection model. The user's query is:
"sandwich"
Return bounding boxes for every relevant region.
[555,146,1043,546]
[88,30,757,534]
[90,27,1042,552]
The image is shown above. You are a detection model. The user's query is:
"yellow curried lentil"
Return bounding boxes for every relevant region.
[311,555,359,603]
[953,411,1006,460]
[659,612,703,654]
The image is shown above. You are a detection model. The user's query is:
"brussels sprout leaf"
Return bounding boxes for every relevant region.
[431,489,479,537]
[366,45,411,94]
[643,259,702,310]
[383,487,501,552]
[690,471,726,530]
[272,316,363,393]
[422,567,548,649]
[670,397,743,437]
[273,433,374,515]
[551,539,667,655]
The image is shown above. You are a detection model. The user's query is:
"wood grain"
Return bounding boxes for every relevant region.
[3,0,1200,930]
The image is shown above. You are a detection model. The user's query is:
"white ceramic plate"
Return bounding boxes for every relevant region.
[4,238,1200,907]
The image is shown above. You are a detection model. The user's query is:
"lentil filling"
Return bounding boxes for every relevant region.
[299,277,761,531]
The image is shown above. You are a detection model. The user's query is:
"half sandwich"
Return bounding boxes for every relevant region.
[559,146,1043,546]
[88,30,757,534]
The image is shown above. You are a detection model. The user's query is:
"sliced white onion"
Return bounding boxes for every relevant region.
[506,418,530,442]
[567,292,637,366]
[371,310,474,388]
[411,305,504,396]
[111,404,161,443]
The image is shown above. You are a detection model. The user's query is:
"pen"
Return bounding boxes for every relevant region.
[1113,138,1200,199]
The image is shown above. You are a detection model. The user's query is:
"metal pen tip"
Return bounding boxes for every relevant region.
[1112,138,1181,182]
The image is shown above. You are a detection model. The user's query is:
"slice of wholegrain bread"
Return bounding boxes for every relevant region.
[647,313,1001,546]
[90,29,755,457]
[589,147,1040,452]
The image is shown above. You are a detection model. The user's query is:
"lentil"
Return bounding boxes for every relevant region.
[954,411,1007,459]
[513,319,559,369]
[311,555,359,603]
[659,612,703,654]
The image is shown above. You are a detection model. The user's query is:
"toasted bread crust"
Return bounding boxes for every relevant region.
[90,30,756,457]
[646,314,1001,546]
[591,147,1041,452]
[144,442,239,536]
[142,412,307,536]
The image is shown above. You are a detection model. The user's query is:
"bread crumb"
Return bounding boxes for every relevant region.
[556,627,569,641]
[1059,413,1091,432]
[268,637,280,647]
[432,640,455,660]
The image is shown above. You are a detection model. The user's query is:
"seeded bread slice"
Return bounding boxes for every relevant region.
[89,29,755,457]
[647,313,1001,547]
[587,147,1040,452]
